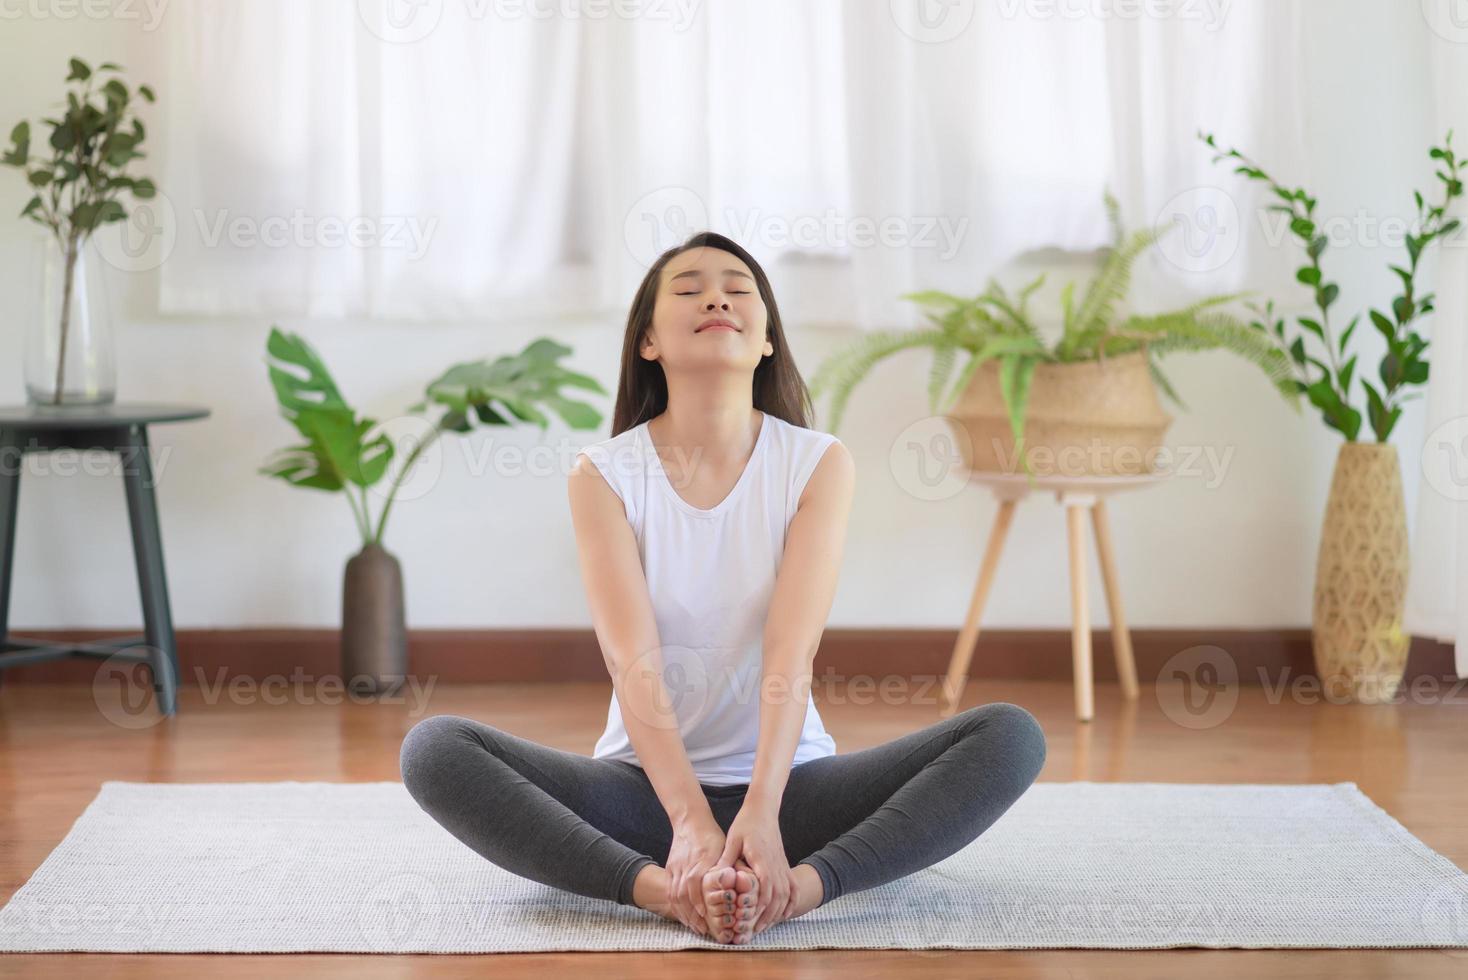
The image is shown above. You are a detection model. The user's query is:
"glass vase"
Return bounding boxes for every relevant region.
[24,233,116,408]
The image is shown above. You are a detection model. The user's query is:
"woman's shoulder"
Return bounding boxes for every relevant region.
[575,422,650,488]
[580,420,643,452]
[573,423,651,524]
[766,412,842,458]
[768,415,843,513]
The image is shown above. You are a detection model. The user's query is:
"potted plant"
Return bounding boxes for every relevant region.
[2,57,157,407]
[260,326,608,694]
[1201,129,1464,704]
[808,191,1299,478]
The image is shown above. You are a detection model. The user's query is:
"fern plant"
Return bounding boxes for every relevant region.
[807,191,1299,456]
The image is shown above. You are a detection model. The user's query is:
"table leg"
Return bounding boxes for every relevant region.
[1066,503,1094,722]
[0,427,18,667]
[121,425,180,716]
[940,498,1017,716]
[1090,498,1140,700]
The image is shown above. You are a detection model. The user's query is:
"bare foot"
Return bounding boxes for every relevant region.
[748,863,824,937]
[631,865,706,936]
[701,864,761,944]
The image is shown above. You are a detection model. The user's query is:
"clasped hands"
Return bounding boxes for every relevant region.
[663,800,805,944]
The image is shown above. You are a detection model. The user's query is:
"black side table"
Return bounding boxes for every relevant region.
[0,403,210,716]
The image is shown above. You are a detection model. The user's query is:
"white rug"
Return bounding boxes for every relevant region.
[0,780,1466,953]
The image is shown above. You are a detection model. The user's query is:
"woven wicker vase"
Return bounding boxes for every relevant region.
[949,350,1173,476]
[1311,442,1410,703]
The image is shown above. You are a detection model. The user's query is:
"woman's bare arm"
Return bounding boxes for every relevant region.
[567,453,715,830]
[745,440,856,814]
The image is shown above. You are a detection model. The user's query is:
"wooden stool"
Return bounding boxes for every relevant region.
[939,471,1169,722]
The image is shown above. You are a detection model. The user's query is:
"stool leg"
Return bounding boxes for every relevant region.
[121,426,180,716]
[1091,499,1140,700]
[1066,504,1094,722]
[0,428,19,665]
[940,498,1017,716]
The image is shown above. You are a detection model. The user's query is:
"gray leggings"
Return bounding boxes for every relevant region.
[399,701,1046,909]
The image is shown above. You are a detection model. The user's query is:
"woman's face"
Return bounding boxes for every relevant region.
[641,246,774,371]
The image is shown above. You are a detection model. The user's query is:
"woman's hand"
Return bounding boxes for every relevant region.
[717,798,799,934]
[664,811,726,935]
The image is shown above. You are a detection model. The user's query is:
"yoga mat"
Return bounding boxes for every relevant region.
[1,780,1466,952]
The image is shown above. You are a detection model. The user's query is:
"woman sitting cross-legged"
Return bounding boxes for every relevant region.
[399,231,1048,944]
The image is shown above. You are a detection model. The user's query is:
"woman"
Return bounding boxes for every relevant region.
[399,232,1047,945]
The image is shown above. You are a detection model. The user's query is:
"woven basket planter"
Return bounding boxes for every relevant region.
[1311,442,1410,703]
[948,350,1173,476]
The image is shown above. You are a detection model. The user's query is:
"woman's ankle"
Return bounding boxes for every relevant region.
[788,862,826,917]
[631,864,670,912]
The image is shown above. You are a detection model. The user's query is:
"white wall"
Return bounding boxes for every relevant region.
[0,2,1444,633]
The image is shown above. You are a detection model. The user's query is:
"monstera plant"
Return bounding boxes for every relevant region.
[261,326,607,693]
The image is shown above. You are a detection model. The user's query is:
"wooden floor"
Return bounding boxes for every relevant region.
[1,675,1465,978]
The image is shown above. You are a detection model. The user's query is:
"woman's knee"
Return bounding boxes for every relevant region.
[961,701,1048,778]
[400,714,480,794]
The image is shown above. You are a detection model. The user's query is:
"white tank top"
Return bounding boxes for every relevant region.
[575,410,840,786]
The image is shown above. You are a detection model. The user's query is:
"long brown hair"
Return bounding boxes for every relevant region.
[609,231,816,436]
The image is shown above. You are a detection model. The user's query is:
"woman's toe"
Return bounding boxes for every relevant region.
[702,869,733,907]
[734,868,759,896]
[703,889,734,914]
[703,866,734,894]
[702,867,742,940]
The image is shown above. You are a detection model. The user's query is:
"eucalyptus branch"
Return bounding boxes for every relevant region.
[1246,300,1314,393]
[1199,132,1345,382]
[1201,128,1464,442]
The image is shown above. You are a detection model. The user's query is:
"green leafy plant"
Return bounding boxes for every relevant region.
[1200,130,1463,441]
[260,326,608,546]
[808,191,1298,453]
[1,57,157,405]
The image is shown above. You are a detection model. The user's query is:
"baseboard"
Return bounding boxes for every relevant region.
[0,628,1456,686]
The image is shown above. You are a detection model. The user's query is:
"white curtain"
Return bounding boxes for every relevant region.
[1408,24,1468,678]
[151,0,1304,326]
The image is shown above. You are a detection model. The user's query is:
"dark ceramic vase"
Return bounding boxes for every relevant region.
[341,542,407,697]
